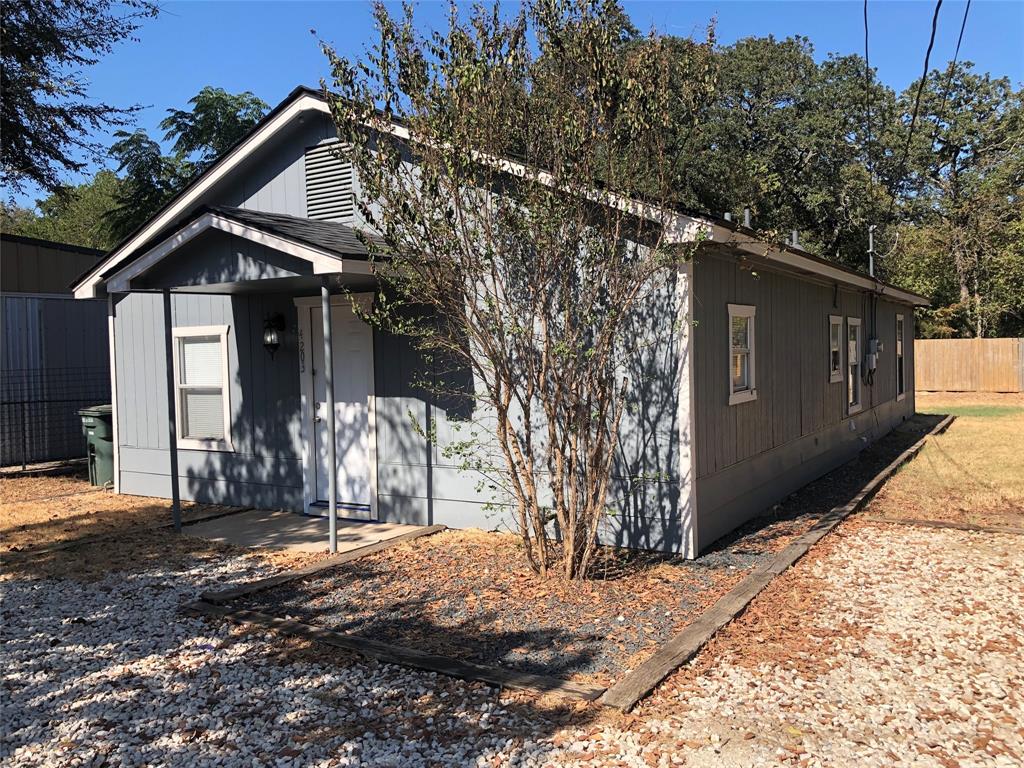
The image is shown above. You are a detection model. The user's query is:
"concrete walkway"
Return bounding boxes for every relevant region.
[183,508,421,553]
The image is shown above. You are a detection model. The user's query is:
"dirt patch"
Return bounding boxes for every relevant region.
[0,467,95,505]
[2,519,327,583]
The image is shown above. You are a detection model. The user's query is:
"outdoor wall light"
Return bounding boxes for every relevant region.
[263,313,286,358]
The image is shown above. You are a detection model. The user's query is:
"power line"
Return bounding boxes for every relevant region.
[930,0,971,145]
[863,0,875,201]
[885,0,944,221]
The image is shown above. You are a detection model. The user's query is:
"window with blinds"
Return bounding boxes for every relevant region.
[173,326,232,450]
[305,141,354,221]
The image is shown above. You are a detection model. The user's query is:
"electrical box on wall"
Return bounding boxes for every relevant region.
[866,338,880,371]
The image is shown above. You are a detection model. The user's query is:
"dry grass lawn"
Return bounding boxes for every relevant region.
[866,392,1024,528]
[0,470,243,554]
[0,471,322,579]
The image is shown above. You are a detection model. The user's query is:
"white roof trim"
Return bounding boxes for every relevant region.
[105,211,371,293]
[77,88,927,307]
[707,223,928,306]
[74,93,332,298]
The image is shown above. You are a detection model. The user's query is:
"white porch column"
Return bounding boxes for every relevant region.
[321,281,338,553]
[162,290,182,532]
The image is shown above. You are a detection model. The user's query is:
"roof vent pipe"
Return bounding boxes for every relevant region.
[791,230,799,247]
[743,208,751,228]
[723,212,732,222]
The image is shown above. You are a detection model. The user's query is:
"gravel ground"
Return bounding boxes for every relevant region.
[541,521,1024,768]
[5,520,1017,767]
[1,539,580,767]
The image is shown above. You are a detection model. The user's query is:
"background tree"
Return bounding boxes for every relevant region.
[666,36,900,271]
[159,87,270,176]
[106,88,269,240]
[885,63,1023,338]
[0,170,122,249]
[324,0,716,579]
[1,0,158,195]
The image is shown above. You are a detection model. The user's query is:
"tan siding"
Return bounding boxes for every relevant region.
[915,338,1022,392]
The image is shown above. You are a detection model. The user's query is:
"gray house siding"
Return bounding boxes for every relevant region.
[113,291,304,508]
[691,250,915,549]
[217,114,343,220]
[371,271,685,553]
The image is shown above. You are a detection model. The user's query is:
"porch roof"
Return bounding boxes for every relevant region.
[104,206,381,294]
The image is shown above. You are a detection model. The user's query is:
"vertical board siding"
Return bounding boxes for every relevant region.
[691,249,916,549]
[1,237,103,294]
[214,115,340,220]
[113,291,303,505]
[692,249,915,481]
[915,338,1023,392]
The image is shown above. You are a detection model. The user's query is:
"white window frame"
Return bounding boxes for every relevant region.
[728,304,757,406]
[847,317,862,415]
[171,325,233,451]
[895,313,906,401]
[828,314,843,384]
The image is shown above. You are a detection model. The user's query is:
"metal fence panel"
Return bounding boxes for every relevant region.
[1,295,110,467]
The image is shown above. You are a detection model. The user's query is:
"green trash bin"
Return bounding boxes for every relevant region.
[79,405,114,487]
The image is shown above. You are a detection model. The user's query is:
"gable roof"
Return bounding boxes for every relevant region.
[73,86,331,298]
[74,85,929,307]
[103,205,378,293]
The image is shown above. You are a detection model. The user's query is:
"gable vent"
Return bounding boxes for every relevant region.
[305,141,354,221]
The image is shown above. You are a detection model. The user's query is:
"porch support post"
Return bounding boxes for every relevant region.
[162,289,182,532]
[321,280,338,553]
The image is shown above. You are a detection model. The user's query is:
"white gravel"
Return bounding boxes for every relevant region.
[543,524,1024,767]
[3,523,1020,767]
[0,552,563,767]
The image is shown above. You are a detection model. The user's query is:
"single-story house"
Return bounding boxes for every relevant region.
[72,86,927,557]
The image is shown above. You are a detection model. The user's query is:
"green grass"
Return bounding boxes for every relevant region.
[917,404,1024,418]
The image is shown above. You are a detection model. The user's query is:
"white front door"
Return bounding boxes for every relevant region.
[307,304,374,519]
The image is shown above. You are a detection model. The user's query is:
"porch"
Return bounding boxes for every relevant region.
[102,205,384,553]
[184,508,420,553]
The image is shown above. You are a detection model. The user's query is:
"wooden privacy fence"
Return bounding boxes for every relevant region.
[915,338,1024,393]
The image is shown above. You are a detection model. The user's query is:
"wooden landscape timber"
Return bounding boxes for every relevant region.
[199,524,447,604]
[183,599,607,702]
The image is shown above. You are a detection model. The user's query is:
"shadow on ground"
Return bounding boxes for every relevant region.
[231,414,947,686]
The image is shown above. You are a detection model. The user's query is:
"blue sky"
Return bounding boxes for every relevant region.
[13,0,1024,207]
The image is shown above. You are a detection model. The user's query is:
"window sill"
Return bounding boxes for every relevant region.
[829,373,843,384]
[177,438,234,453]
[848,404,863,416]
[729,389,757,406]
[896,392,906,402]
